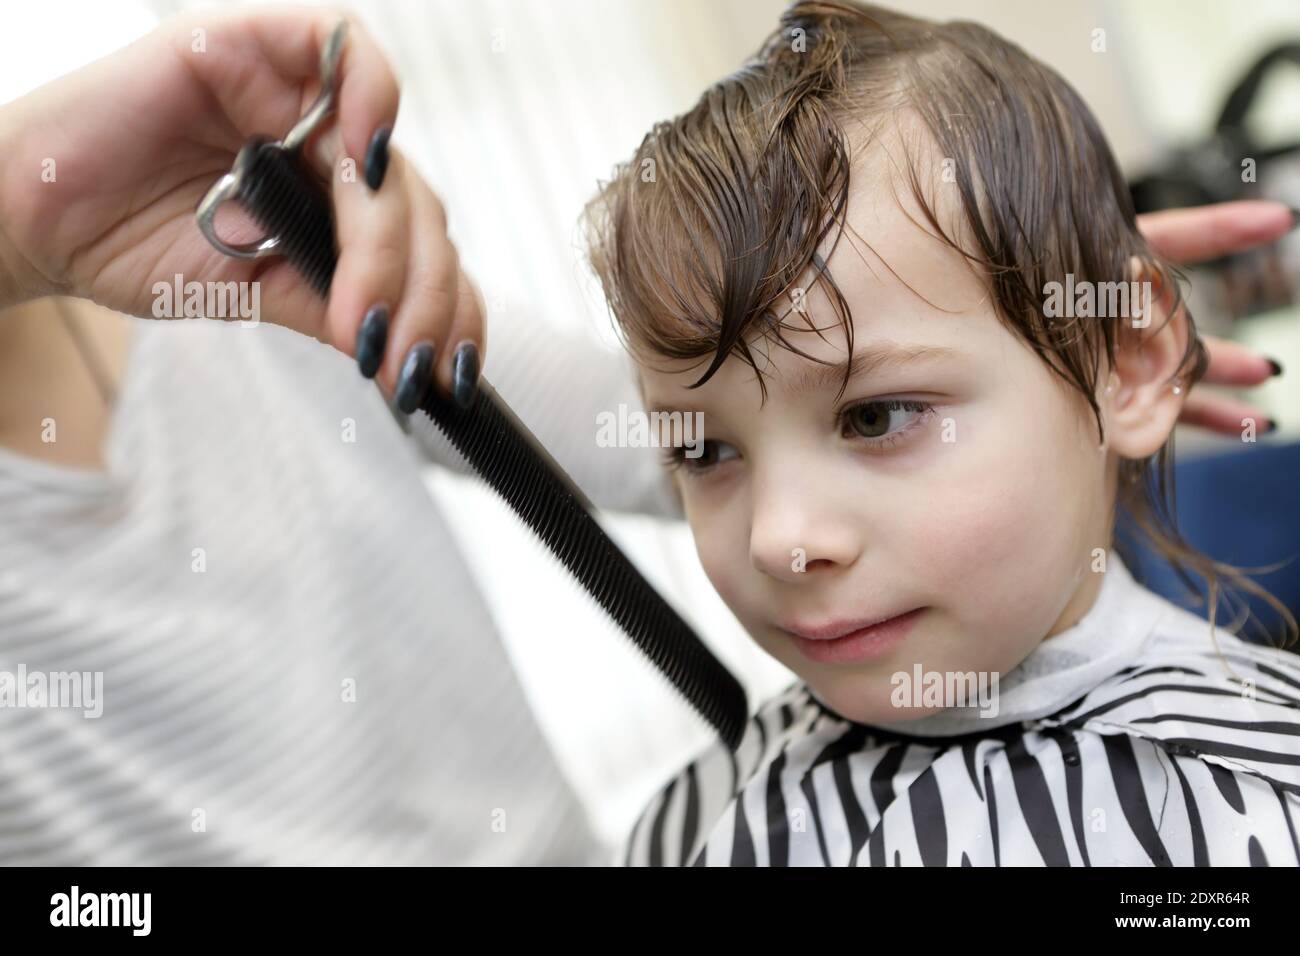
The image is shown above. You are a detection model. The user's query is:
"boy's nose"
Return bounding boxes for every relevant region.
[748,474,861,582]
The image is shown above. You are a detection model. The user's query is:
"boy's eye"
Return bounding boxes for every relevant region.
[660,440,737,476]
[660,398,936,478]
[842,399,931,441]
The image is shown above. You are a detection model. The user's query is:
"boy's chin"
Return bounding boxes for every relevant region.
[808,678,949,726]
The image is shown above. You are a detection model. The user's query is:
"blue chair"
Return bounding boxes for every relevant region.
[1116,438,1300,647]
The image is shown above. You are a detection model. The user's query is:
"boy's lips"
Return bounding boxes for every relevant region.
[779,608,925,665]
[780,607,923,641]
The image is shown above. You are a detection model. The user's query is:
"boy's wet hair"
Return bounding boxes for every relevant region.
[581,0,1294,645]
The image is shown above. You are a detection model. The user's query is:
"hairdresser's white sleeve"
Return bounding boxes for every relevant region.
[404,310,683,520]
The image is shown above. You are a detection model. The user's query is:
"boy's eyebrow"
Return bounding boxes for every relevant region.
[786,342,958,397]
[643,342,957,414]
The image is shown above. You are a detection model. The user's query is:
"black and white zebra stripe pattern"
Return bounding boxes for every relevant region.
[625,629,1300,866]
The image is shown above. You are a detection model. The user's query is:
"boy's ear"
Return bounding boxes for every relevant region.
[1102,257,1190,458]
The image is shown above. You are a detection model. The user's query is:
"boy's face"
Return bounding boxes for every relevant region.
[637,161,1120,725]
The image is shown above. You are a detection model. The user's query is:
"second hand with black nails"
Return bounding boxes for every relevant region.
[195,19,749,751]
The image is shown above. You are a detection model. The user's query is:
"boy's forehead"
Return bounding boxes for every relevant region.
[635,224,990,402]
[804,137,985,321]
[633,115,995,400]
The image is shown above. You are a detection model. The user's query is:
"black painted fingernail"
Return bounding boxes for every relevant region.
[1267,357,1284,377]
[364,126,392,191]
[451,341,480,410]
[1264,418,1278,434]
[1289,207,1300,233]
[395,341,435,414]
[355,304,389,379]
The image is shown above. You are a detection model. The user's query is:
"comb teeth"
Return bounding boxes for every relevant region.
[237,138,337,298]
[222,134,749,751]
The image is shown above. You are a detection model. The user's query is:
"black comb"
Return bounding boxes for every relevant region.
[194,35,747,750]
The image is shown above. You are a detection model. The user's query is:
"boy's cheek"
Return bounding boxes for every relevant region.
[908,421,1094,644]
[689,513,748,613]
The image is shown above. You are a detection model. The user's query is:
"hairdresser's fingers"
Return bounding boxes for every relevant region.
[1137,201,1296,265]
[436,268,486,409]
[323,142,411,372]
[178,6,399,167]
[246,6,399,172]
[377,162,461,412]
[313,17,399,185]
[1199,334,1282,387]
[1177,390,1275,436]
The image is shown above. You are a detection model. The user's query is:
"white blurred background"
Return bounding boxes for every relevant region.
[6,0,1299,851]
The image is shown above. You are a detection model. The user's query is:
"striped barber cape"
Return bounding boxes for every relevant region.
[624,577,1300,867]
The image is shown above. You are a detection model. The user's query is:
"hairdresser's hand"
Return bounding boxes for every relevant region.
[1137,200,1292,435]
[0,5,482,409]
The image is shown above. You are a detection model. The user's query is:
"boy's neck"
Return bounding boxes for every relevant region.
[1043,560,1109,642]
